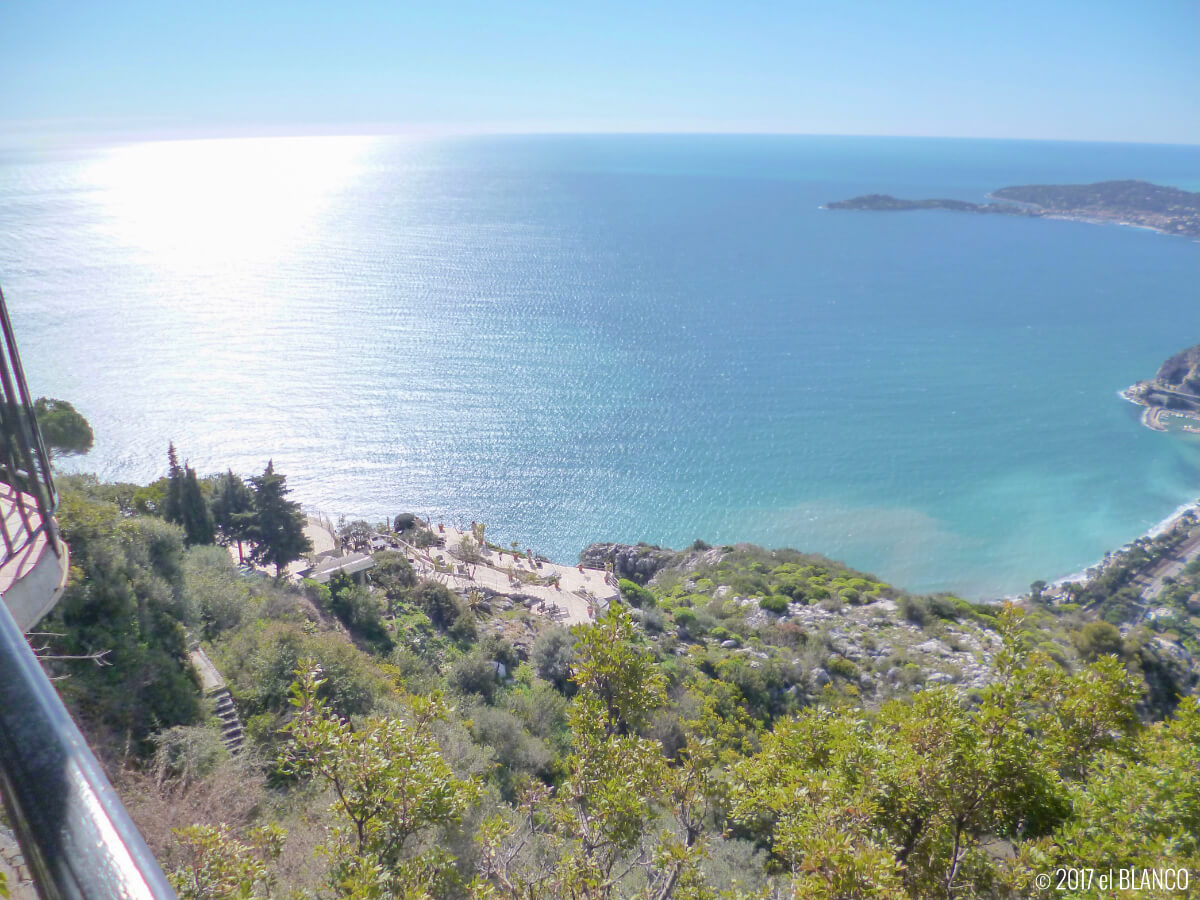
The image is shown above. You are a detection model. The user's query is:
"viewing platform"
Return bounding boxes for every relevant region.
[0,481,69,632]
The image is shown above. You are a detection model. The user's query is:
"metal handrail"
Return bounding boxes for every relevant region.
[0,285,60,562]
[0,598,177,900]
[0,283,178,899]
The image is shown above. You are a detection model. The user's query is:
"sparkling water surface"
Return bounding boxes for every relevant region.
[1,133,1197,597]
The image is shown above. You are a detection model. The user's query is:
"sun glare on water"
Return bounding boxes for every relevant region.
[86,135,376,270]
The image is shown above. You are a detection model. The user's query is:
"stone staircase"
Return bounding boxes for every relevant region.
[189,643,244,754]
[210,687,244,754]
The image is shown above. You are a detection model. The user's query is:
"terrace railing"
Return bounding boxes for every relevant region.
[0,283,178,899]
[0,285,59,564]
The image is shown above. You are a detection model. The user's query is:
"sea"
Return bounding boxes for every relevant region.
[0,133,1197,598]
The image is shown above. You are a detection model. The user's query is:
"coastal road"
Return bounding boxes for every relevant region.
[1140,526,1200,601]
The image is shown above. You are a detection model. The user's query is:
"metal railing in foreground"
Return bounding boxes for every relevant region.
[0,596,178,900]
[0,285,59,565]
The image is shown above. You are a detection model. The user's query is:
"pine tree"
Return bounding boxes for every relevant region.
[248,460,312,576]
[210,469,256,563]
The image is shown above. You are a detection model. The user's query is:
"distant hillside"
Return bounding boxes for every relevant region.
[829,179,1200,237]
[1155,344,1200,395]
[1124,344,1200,431]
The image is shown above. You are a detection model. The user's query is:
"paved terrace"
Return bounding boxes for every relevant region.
[401,523,618,625]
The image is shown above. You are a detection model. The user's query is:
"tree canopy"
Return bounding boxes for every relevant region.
[33,396,94,457]
[248,460,312,576]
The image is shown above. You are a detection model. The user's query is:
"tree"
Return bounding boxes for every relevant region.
[280,663,481,898]
[247,460,312,576]
[33,397,94,457]
[181,466,215,546]
[160,444,214,545]
[210,470,255,562]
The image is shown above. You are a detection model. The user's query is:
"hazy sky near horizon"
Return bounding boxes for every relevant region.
[2,0,1197,144]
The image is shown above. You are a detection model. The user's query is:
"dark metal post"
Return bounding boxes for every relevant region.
[0,597,179,900]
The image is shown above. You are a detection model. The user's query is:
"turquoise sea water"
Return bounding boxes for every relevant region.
[0,133,1197,597]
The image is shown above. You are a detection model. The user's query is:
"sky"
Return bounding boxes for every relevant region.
[2,0,1197,144]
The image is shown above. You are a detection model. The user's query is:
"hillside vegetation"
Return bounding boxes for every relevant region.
[30,473,1200,900]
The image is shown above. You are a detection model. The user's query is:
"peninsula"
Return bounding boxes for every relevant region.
[1124,343,1200,432]
[828,179,1200,237]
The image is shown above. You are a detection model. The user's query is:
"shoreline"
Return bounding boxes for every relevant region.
[1041,495,1200,594]
[305,496,1200,609]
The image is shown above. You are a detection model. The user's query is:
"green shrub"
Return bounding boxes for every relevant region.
[900,595,930,625]
[532,627,577,694]
[827,656,859,679]
[450,654,500,702]
[1074,621,1124,661]
[759,595,790,615]
[674,608,699,635]
[619,578,656,608]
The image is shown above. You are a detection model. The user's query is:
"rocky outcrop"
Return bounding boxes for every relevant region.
[1156,345,1200,396]
[579,542,677,584]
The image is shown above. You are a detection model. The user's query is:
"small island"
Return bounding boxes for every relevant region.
[828,179,1200,237]
[1124,344,1200,432]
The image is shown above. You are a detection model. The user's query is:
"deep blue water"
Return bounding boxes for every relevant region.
[0,133,1197,597]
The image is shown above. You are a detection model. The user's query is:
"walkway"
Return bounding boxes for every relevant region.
[404,524,618,625]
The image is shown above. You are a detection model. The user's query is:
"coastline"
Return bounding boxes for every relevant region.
[1042,495,1200,594]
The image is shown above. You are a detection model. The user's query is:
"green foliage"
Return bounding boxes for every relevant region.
[209,470,255,562]
[758,594,789,615]
[450,653,502,702]
[152,725,228,786]
[571,604,667,735]
[531,625,576,694]
[327,572,393,650]
[1072,619,1124,662]
[247,460,312,575]
[184,545,251,637]
[163,445,216,546]
[372,550,417,597]
[216,620,389,723]
[618,578,656,608]
[51,478,203,749]
[280,663,482,898]
[1007,697,1200,896]
[169,823,285,900]
[727,606,1144,899]
[33,396,94,456]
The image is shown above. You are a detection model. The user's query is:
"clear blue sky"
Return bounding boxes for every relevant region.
[2,0,1197,143]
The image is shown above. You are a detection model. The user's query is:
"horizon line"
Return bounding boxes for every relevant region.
[2,120,1198,150]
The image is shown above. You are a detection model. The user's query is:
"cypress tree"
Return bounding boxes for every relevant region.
[180,465,214,546]
[248,460,312,576]
[162,443,185,526]
[162,443,214,545]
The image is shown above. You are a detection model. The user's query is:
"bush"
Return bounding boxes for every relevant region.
[449,609,478,643]
[450,654,500,702]
[674,607,699,635]
[373,551,416,596]
[151,724,228,785]
[827,656,859,679]
[532,627,577,694]
[900,595,930,626]
[619,578,656,608]
[759,594,790,615]
[184,544,251,637]
[413,579,464,629]
[469,706,552,797]
[1074,621,1124,662]
[642,607,667,633]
